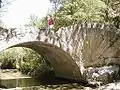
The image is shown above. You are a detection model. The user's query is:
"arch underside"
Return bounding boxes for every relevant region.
[4,41,84,82]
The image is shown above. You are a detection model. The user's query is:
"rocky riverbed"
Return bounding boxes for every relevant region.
[1,69,120,90]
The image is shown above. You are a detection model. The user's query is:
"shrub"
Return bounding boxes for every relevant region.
[0,47,53,77]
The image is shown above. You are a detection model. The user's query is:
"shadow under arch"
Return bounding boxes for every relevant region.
[3,41,85,82]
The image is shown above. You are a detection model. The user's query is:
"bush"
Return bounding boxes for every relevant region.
[0,48,17,69]
[0,47,53,77]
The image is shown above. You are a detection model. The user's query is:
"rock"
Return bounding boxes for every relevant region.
[52,85,59,89]
[84,65,120,84]
[0,83,7,89]
[72,83,78,86]
[67,84,74,89]
[97,80,120,89]
[62,87,69,90]
[84,87,93,90]
[47,85,52,88]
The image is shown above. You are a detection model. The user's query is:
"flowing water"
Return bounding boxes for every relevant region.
[2,69,119,90]
[0,78,85,90]
[0,69,90,90]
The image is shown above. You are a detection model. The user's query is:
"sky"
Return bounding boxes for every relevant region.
[1,0,52,28]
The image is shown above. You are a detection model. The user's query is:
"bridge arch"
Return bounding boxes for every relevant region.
[2,41,84,82]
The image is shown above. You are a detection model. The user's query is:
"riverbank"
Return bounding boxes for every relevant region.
[1,69,120,90]
[0,69,31,80]
[1,82,120,90]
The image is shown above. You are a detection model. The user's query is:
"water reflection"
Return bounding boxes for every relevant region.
[0,70,95,90]
[0,72,75,89]
[1,77,86,90]
[1,78,41,88]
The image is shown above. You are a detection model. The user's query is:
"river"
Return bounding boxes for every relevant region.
[1,69,120,90]
[0,69,94,90]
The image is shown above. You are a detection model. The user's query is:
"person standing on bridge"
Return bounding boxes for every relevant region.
[47,15,54,34]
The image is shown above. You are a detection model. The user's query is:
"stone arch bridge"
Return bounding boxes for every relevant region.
[0,23,120,82]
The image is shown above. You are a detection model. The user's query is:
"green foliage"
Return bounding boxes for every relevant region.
[53,0,107,30]
[35,17,48,29]
[0,47,53,77]
[27,14,48,30]
[27,0,120,31]
[0,48,17,69]
[19,48,53,77]
[48,0,120,30]
[101,0,120,28]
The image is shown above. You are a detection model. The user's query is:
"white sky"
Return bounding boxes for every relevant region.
[1,0,52,28]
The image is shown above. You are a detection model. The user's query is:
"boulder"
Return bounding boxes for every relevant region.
[84,66,120,84]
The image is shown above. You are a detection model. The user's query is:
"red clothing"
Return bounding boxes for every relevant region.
[48,18,54,26]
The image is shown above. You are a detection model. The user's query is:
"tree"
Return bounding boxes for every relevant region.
[26,0,120,31]
[0,0,2,8]
[29,14,38,27]
[35,17,48,29]
[0,0,13,17]
[49,0,120,30]
[27,14,48,30]
[101,0,120,28]
[52,0,107,30]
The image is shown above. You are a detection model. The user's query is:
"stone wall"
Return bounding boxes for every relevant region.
[57,22,120,67]
[55,22,120,84]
